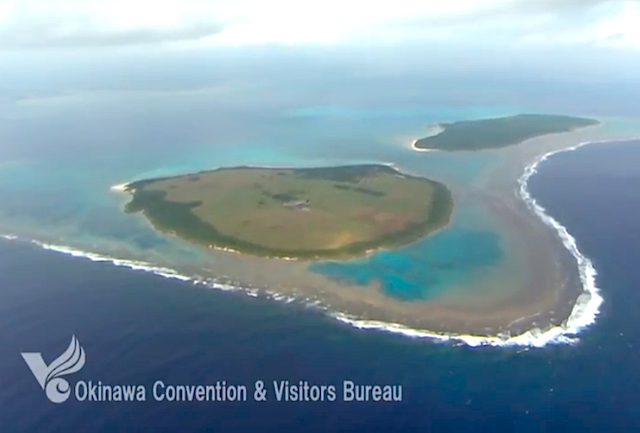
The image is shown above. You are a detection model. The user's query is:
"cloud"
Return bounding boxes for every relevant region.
[0,0,638,48]
[513,0,640,48]
[0,0,226,48]
[366,0,640,46]
[2,22,225,48]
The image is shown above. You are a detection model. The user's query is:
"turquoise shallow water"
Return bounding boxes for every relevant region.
[310,221,501,300]
[4,140,640,431]
[0,95,538,300]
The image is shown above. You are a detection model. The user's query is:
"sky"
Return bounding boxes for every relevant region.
[1,0,640,122]
[1,1,639,249]
[1,0,639,48]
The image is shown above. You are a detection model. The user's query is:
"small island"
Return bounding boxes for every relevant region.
[413,114,599,151]
[123,165,453,260]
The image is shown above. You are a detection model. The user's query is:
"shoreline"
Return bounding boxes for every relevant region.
[6,124,639,347]
[99,125,640,345]
[410,139,437,152]
[410,115,599,152]
[338,138,605,347]
[421,128,640,345]
[110,183,130,192]
[409,124,444,152]
[301,125,639,345]
[118,164,454,262]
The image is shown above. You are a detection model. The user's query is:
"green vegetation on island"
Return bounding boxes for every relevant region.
[124,165,453,260]
[414,114,599,151]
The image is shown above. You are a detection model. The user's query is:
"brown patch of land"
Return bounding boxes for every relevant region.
[124,165,453,260]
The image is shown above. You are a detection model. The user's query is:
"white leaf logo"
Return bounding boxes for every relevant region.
[22,335,86,403]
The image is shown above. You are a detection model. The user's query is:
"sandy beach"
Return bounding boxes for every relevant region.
[163,121,640,343]
[55,119,640,345]
[110,183,130,192]
[410,139,437,152]
[409,124,445,152]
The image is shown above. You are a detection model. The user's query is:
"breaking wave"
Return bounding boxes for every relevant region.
[0,235,299,304]
[1,142,607,348]
[332,140,605,347]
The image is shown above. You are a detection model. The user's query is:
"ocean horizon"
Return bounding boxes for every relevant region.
[4,3,640,431]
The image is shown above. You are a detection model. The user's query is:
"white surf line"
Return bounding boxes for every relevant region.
[19,222,583,348]
[18,136,640,348]
[32,240,193,282]
[333,138,639,347]
[516,141,603,336]
[26,239,254,294]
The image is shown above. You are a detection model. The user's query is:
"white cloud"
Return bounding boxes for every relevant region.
[595,1,640,47]
[515,0,640,48]
[0,0,638,48]
[0,0,226,47]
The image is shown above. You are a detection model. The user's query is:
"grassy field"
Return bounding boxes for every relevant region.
[414,114,599,151]
[125,165,453,260]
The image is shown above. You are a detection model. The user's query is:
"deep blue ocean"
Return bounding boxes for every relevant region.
[0,140,639,431]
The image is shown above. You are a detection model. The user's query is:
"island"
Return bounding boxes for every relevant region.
[413,114,599,151]
[123,165,453,260]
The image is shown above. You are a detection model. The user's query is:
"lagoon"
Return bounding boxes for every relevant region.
[1,89,640,345]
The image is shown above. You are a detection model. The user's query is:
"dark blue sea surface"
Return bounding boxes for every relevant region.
[1,140,640,432]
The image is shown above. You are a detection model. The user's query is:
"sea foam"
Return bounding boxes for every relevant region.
[33,240,194,282]
[2,142,611,347]
[331,140,606,347]
[14,237,282,300]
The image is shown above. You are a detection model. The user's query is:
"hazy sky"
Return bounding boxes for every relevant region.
[1,0,639,116]
[1,0,639,47]
[1,1,640,164]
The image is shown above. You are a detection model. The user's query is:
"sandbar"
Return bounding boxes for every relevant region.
[114,117,640,342]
